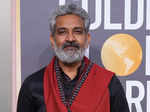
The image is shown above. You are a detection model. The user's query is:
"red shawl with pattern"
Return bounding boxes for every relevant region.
[44,57,113,112]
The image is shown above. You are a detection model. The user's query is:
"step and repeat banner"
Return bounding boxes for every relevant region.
[18,0,150,111]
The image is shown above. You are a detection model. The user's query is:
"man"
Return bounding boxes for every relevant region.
[17,4,130,112]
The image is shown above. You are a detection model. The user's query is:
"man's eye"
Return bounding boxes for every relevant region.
[74,30,83,34]
[57,30,67,35]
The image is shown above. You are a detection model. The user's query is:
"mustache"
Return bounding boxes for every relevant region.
[62,42,80,49]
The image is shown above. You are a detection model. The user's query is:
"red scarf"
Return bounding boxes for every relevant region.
[44,57,113,112]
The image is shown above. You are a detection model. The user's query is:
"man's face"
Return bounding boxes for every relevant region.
[50,14,91,63]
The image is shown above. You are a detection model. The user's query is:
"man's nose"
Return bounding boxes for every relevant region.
[65,31,76,42]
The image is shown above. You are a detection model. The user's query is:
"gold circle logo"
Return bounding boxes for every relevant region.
[101,33,143,76]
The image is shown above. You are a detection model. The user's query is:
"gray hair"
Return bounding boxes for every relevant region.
[49,4,91,36]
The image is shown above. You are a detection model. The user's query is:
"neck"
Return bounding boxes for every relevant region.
[58,60,82,80]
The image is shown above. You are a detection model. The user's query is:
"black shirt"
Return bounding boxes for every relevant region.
[17,67,130,112]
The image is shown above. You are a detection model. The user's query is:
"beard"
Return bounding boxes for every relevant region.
[53,41,87,64]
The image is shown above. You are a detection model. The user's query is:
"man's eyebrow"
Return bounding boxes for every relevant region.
[56,27,66,30]
[73,27,85,30]
[56,27,85,30]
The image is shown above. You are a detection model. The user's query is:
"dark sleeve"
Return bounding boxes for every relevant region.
[17,78,36,112]
[109,75,130,112]
[17,67,46,112]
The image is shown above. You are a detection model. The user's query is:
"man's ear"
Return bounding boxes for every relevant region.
[87,33,91,44]
[50,34,55,48]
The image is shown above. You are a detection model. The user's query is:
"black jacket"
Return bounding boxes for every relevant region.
[17,67,130,112]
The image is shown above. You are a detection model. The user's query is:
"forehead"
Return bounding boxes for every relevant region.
[55,14,84,28]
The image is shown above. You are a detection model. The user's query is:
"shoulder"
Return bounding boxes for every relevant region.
[85,57,114,76]
[91,63,114,78]
[88,62,114,87]
[21,67,46,92]
[23,67,46,84]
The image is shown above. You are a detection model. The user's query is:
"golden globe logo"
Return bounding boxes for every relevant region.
[101,33,142,76]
